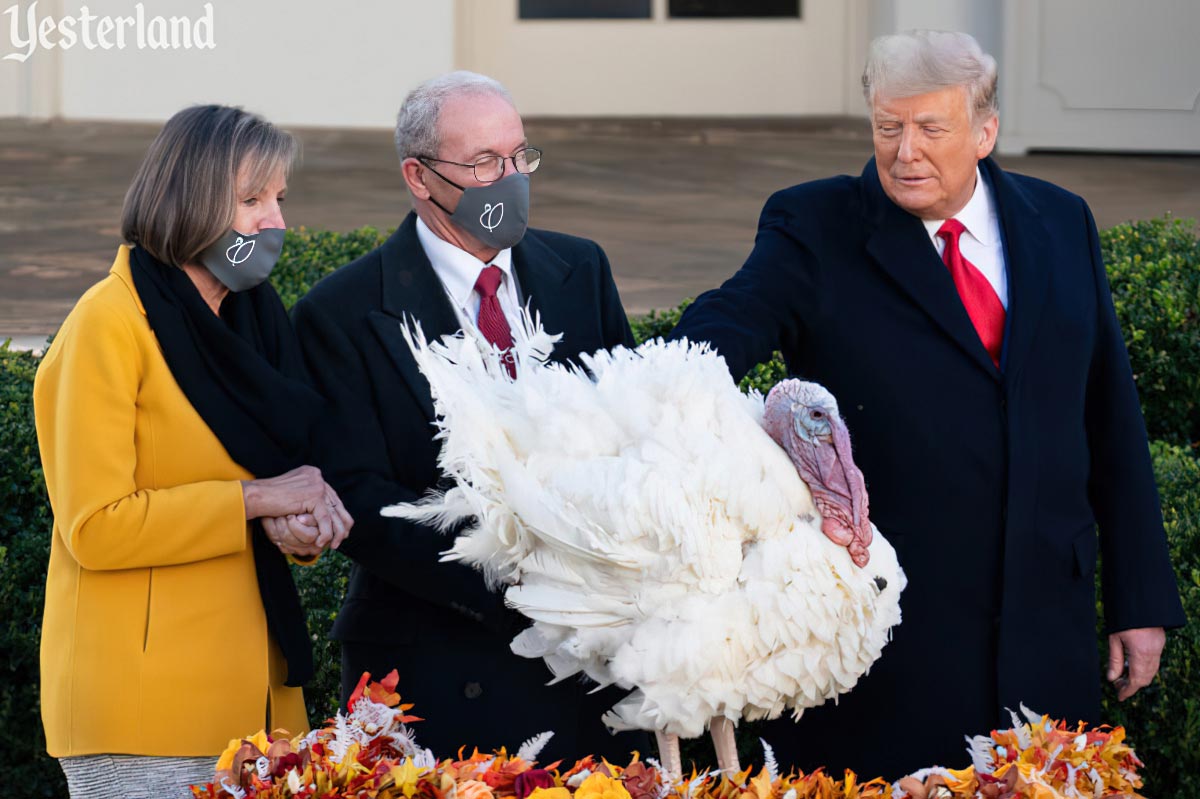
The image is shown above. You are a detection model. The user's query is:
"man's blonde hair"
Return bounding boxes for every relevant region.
[862,30,998,125]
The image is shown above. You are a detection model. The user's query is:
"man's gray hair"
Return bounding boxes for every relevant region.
[394,71,515,162]
[862,30,998,124]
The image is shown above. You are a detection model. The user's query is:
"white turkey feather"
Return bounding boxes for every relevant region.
[383,311,906,738]
[515,731,555,762]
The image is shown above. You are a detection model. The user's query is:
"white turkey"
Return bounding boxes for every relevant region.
[384,314,906,777]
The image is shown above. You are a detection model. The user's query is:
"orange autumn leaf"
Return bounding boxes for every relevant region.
[370,668,402,705]
[482,759,534,793]
[346,669,425,721]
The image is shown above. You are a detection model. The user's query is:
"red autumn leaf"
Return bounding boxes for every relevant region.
[348,669,407,710]
[514,769,556,799]
[348,670,372,711]
[366,669,403,707]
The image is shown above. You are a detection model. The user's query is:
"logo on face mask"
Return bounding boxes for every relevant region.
[198,227,285,292]
[480,202,505,233]
[424,168,530,251]
[225,236,256,266]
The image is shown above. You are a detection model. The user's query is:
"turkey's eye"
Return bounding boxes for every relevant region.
[810,410,825,420]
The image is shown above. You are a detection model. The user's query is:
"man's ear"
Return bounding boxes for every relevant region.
[976,113,999,160]
[401,157,431,200]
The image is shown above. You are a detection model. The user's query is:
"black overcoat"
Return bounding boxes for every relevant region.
[670,157,1185,778]
[292,213,642,762]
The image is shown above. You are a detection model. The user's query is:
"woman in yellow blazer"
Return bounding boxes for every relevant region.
[34,105,353,799]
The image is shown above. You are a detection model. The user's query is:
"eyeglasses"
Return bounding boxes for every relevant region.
[416,147,542,183]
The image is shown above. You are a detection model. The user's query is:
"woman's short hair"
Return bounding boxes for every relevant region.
[121,105,296,267]
[862,30,998,125]
[394,71,514,163]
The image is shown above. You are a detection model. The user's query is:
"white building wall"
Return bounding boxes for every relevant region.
[3,0,1197,153]
[1,0,65,117]
[0,50,22,116]
[456,0,859,117]
[999,0,1200,153]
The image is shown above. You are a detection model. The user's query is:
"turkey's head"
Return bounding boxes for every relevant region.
[763,380,872,567]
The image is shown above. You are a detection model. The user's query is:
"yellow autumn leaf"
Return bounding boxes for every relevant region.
[748,769,774,799]
[575,773,633,799]
[528,788,572,799]
[247,730,271,755]
[391,756,424,799]
[215,738,241,772]
[943,766,978,793]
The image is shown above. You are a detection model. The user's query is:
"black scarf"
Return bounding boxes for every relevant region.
[129,245,323,687]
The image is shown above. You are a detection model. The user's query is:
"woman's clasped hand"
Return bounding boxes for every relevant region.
[244,465,353,558]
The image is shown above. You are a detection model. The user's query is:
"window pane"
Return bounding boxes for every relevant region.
[668,0,800,17]
[519,0,652,19]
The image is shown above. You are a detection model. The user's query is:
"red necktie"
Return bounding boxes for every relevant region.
[474,264,516,377]
[937,218,1005,367]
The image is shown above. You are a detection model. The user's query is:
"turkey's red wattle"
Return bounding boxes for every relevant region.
[766,399,873,568]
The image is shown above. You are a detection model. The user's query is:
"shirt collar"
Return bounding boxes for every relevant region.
[415,215,514,309]
[922,166,995,246]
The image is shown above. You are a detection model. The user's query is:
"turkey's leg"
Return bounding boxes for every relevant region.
[710,716,740,773]
[655,730,682,782]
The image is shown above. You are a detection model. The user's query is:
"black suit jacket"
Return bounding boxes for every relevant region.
[292,213,639,761]
[670,157,1185,777]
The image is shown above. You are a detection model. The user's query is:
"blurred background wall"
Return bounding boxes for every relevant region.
[1,0,1198,153]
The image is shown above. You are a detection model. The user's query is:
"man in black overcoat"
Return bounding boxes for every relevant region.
[669,30,1185,778]
[292,71,642,761]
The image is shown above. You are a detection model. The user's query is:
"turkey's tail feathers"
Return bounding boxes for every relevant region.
[398,306,561,386]
[506,582,629,627]
[382,311,640,587]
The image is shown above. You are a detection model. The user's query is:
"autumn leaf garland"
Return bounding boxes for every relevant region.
[190,673,1145,799]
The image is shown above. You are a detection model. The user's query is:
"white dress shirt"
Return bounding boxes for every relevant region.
[922,167,1008,309]
[415,216,524,328]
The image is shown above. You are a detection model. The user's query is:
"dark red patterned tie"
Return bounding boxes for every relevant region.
[937,218,1005,367]
[474,264,516,377]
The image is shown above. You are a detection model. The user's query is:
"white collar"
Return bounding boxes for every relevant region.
[415,215,514,309]
[923,166,996,245]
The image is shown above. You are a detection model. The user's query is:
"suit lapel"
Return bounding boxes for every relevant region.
[980,157,1050,382]
[861,158,1001,379]
[369,213,461,422]
[511,231,576,361]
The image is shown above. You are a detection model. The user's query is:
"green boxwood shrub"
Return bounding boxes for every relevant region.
[3,216,1197,798]
[0,343,56,796]
[271,226,391,310]
[295,548,351,725]
[1101,217,1200,450]
[1099,442,1200,799]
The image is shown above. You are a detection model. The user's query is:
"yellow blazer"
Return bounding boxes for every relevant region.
[34,246,309,758]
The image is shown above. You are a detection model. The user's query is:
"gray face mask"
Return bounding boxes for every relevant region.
[197,227,285,292]
[427,169,530,250]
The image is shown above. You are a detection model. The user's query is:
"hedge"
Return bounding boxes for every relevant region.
[1100,217,1200,450]
[1,217,1196,797]
[0,343,54,795]
[1098,442,1200,799]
